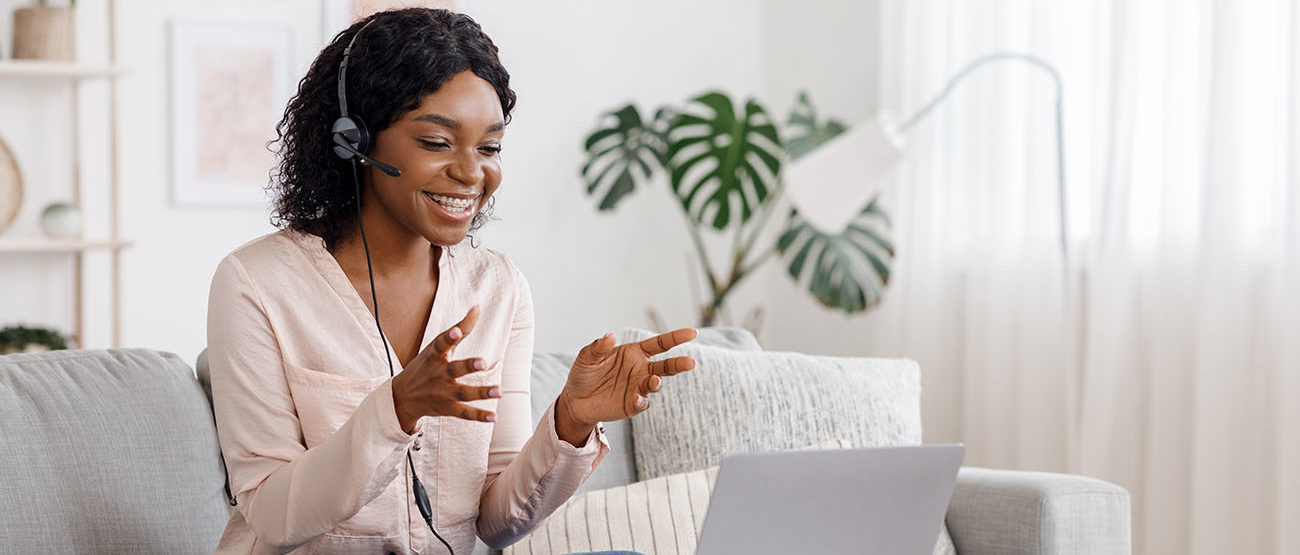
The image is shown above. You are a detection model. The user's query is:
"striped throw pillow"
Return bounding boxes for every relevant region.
[504,465,721,555]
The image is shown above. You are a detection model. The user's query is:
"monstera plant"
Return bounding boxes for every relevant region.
[581,91,895,328]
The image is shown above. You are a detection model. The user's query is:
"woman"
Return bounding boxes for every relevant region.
[206,8,695,554]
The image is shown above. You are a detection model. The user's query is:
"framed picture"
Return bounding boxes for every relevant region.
[322,0,457,41]
[169,21,294,206]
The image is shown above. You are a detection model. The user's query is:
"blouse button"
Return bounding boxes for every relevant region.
[413,443,421,451]
[417,431,424,437]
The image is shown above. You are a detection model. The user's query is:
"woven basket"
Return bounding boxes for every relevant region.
[12,6,75,61]
[0,136,20,234]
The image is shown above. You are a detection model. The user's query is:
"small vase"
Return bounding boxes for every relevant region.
[12,6,76,62]
[40,202,81,238]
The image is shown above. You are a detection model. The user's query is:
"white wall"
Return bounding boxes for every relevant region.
[458,0,764,354]
[3,1,886,369]
[761,0,879,126]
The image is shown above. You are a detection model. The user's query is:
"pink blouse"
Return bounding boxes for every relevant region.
[206,228,609,554]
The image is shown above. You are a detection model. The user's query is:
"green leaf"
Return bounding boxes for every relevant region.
[580,103,670,211]
[0,325,68,352]
[777,196,894,313]
[776,91,890,313]
[783,91,849,161]
[666,92,783,230]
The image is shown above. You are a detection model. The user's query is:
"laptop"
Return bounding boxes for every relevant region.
[695,444,964,555]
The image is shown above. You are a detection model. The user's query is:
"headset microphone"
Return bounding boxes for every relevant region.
[331,133,402,177]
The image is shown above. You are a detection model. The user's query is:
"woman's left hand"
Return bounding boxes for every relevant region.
[554,328,698,445]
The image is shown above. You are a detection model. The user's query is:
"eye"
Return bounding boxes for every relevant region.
[479,145,503,156]
[416,138,449,150]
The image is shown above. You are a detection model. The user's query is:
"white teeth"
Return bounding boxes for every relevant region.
[425,193,477,213]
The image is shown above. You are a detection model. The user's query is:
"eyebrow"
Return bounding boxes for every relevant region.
[414,113,505,132]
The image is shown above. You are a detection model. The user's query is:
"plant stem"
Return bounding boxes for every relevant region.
[681,205,720,326]
[684,218,717,292]
[740,245,779,276]
[739,180,785,269]
[700,179,792,327]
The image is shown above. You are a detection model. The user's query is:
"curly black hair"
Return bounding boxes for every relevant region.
[269,8,516,252]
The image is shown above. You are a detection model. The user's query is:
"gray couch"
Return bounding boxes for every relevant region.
[0,338,1130,554]
[0,349,229,553]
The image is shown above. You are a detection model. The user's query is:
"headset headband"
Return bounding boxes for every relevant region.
[338,18,379,119]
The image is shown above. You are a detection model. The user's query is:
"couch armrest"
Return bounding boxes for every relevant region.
[945,467,1131,555]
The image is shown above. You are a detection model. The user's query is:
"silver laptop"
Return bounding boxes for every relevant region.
[696,444,964,555]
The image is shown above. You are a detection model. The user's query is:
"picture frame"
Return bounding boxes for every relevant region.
[169,20,294,206]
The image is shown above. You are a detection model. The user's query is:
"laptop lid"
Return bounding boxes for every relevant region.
[696,444,964,555]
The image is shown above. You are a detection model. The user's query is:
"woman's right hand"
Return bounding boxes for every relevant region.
[391,305,501,433]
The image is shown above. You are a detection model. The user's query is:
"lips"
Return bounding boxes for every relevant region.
[423,191,479,219]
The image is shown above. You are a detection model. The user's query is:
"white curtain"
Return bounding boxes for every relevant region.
[876,1,1300,553]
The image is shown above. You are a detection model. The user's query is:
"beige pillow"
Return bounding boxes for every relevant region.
[504,462,721,555]
[502,440,955,554]
[629,347,923,482]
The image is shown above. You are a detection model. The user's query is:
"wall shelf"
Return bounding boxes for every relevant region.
[0,60,127,80]
[1,2,128,348]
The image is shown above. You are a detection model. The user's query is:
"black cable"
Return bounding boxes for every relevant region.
[353,159,455,555]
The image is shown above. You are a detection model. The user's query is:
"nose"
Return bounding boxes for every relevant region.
[446,149,485,185]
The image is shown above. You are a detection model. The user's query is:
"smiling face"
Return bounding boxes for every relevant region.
[361,70,506,246]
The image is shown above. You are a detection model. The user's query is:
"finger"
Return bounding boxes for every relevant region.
[575,332,615,365]
[631,394,651,414]
[429,326,461,360]
[430,306,482,360]
[457,305,482,338]
[648,356,695,377]
[445,357,491,379]
[637,328,698,357]
[453,384,502,402]
[431,306,483,358]
[640,375,663,396]
[452,403,496,423]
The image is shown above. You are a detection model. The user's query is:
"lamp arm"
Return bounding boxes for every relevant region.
[898,52,1068,264]
[898,52,1062,133]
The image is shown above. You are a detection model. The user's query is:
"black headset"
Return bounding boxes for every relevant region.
[332,18,401,178]
[335,16,455,555]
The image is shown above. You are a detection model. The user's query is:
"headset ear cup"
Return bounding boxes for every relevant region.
[331,116,371,159]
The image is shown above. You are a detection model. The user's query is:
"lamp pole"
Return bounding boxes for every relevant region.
[898,52,1080,464]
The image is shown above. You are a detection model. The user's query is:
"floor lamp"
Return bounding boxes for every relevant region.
[783,51,1078,456]
[783,52,1068,267]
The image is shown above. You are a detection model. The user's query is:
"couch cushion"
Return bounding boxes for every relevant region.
[0,349,230,554]
[945,467,1129,555]
[627,347,956,553]
[630,345,923,480]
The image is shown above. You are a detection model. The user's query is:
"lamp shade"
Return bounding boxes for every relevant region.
[783,112,905,233]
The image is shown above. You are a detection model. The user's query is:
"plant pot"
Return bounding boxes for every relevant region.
[0,344,51,355]
[12,6,75,62]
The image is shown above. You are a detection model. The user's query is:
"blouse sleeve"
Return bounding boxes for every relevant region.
[474,262,610,549]
[207,255,416,552]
